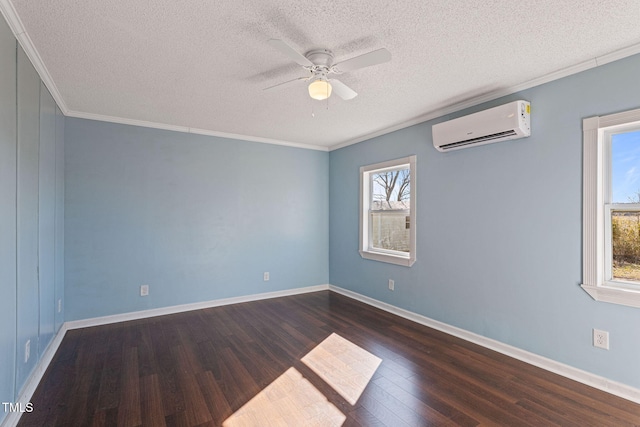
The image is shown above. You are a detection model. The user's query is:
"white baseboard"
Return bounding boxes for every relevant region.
[329,284,640,405]
[65,284,330,330]
[1,323,69,427]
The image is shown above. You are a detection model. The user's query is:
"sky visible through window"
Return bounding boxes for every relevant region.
[611,129,640,203]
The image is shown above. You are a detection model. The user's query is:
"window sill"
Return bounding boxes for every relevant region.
[581,284,640,308]
[359,250,415,267]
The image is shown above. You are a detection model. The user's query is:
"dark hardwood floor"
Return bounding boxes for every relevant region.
[19,291,640,426]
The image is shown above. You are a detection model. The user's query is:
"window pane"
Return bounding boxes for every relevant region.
[371,168,410,207]
[611,129,640,203]
[611,210,640,283]
[371,211,410,252]
[369,167,410,252]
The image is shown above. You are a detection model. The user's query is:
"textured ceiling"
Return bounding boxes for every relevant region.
[3,0,640,150]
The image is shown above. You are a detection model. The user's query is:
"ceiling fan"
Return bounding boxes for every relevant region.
[264,39,391,101]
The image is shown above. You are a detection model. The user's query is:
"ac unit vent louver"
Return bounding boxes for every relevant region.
[439,130,518,150]
[432,100,530,152]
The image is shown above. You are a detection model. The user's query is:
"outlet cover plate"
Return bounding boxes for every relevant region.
[593,329,609,350]
[140,285,149,296]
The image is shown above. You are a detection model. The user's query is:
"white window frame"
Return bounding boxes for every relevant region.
[359,155,416,267]
[582,108,640,308]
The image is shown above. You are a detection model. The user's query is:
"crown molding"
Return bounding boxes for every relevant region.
[65,110,328,151]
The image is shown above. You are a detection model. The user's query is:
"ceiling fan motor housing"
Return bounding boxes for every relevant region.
[305,49,334,68]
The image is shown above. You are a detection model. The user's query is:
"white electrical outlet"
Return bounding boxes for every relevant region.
[388,279,394,291]
[263,272,270,281]
[25,340,30,363]
[57,298,62,313]
[140,285,149,296]
[593,329,609,350]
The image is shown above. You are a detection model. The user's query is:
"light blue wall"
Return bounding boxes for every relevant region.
[330,53,640,389]
[64,119,329,320]
[0,17,65,424]
[0,16,18,420]
[54,105,65,333]
[38,83,58,352]
[16,42,42,394]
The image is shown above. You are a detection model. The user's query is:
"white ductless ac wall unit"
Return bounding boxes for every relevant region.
[432,100,531,152]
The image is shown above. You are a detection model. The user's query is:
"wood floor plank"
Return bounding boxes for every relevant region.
[515,397,590,427]
[510,374,640,426]
[90,407,117,427]
[56,333,103,426]
[372,376,479,426]
[196,370,233,426]
[17,290,640,426]
[137,321,160,378]
[216,347,262,410]
[349,405,386,426]
[140,374,167,427]
[362,380,454,427]
[196,339,229,383]
[117,346,141,427]
[172,344,213,425]
[95,324,125,412]
[356,393,411,427]
[150,320,186,420]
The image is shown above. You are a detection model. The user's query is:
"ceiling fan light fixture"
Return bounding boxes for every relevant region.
[308,79,332,100]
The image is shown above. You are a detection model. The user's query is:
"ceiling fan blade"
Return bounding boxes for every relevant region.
[332,48,391,73]
[330,79,358,100]
[267,39,314,67]
[263,76,309,92]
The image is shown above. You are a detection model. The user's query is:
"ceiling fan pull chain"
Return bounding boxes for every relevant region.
[326,85,330,110]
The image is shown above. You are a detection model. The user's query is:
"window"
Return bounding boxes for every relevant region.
[582,108,640,308]
[359,155,416,266]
